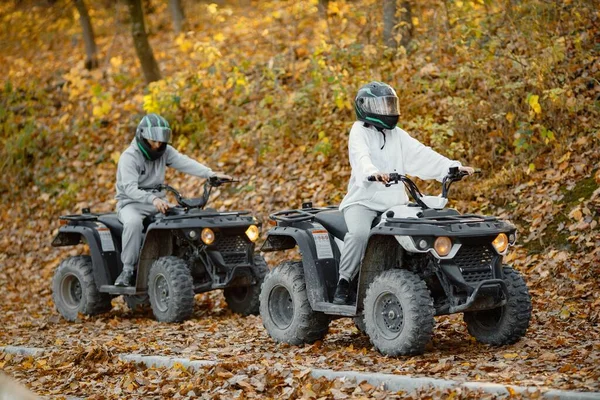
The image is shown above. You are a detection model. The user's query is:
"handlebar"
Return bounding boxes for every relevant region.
[367,168,480,209]
[141,177,236,209]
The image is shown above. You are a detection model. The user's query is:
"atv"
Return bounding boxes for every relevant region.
[51,177,267,323]
[259,167,532,356]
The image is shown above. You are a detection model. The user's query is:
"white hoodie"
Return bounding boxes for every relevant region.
[339,122,461,211]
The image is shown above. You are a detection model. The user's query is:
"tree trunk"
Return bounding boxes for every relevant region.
[383,0,397,48]
[383,0,413,50]
[168,0,185,34]
[318,0,329,20]
[125,0,161,83]
[73,0,98,70]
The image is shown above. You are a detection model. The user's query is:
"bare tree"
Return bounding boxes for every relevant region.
[383,0,413,50]
[168,0,185,34]
[318,0,329,20]
[125,0,161,83]
[73,0,98,70]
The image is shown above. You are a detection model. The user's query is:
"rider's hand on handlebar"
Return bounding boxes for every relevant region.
[459,166,476,175]
[373,173,390,184]
[153,197,170,214]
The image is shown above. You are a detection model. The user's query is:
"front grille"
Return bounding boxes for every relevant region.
[454,245,494,283]
[454,245,493,269]
[215,235,250,265]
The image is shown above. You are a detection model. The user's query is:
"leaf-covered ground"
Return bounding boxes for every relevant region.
[1,0,599,397]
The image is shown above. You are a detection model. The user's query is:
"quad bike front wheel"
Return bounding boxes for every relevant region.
[259,261,330,345]
[363,269,435,356]
[224,255,268,316]
[148,256,194,322]
[463,265,532,345]
[52,256,112,321]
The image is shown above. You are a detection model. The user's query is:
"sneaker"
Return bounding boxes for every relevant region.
[333,278,350,305]
[115,268,134,287]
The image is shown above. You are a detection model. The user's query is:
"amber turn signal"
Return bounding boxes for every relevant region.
[492,233,509,253]
[434,236,452,257]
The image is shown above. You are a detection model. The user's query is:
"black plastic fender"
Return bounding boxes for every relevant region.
[51,222,120,288]
[261,226,339,308]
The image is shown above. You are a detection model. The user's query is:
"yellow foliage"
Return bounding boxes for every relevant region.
[528,94,542,115]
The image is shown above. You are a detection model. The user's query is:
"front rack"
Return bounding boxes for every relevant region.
[269,205,338,223]
[386,213,498,226]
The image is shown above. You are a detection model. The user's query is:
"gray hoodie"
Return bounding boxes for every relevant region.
[115,139,214,210]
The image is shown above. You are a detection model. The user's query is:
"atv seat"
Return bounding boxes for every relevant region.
[315,210,382,241]
[315,211,348,240]
[98,213,157,240]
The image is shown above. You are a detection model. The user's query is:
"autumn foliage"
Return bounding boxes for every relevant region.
[0,0,599,397]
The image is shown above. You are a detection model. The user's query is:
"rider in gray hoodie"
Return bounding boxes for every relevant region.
[114,113,230,286]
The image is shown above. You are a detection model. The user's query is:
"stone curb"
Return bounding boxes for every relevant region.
[2,346,599,399]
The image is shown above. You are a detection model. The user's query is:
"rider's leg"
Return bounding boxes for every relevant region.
[115,203,157,286]
[333,205,379,304]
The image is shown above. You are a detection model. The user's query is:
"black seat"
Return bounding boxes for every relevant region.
[315,210,348,240]
[98,213,124,238]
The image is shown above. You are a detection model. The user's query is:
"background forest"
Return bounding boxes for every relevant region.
[0,0,599,397]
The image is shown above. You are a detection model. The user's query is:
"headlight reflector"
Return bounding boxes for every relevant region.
[245,225,260,242]
[492,233,509,253]
[434,236,452,257]
[201,228,215,245]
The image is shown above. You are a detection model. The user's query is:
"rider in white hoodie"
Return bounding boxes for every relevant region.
[333,82,474,304]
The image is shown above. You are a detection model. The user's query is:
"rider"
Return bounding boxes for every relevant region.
[114,113,231,286]
[332,81,474,304]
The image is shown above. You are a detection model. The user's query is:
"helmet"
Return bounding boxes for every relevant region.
[354,81,400,130]
[135,113,172,161]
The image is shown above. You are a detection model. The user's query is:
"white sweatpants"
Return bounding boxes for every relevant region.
[337,205,380,282]
[118,203,159,270]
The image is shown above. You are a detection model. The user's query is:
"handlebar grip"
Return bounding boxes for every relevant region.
[367,176,377,182]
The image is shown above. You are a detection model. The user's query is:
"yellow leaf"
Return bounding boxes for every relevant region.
[528,94,542,114]
[110,56,123,69]
[503,353,519,359]
[505,112,515,123]
[176,136,189,151]
[213,33,225,42]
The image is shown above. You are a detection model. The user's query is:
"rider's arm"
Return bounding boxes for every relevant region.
[117,153,158,204]
[348,125,379,186]
[165,146,214,178]
[400,130,461,182]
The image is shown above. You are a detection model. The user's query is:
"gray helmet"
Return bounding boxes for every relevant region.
[135,113,171,161]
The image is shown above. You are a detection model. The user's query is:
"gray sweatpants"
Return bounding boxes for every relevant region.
[338,205,380,282]
[118,203,159,271]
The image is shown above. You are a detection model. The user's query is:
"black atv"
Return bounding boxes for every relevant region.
[259,167,532,356]
[51,177,267,323]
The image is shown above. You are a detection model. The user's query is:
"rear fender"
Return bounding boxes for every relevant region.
[261,226,339,307]
[52,223,120,287]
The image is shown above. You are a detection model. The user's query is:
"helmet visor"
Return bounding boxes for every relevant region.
[361,96,399,116]
[141,126,172,143]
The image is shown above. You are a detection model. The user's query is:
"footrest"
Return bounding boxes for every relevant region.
[314,301,357,316]
[99,285,138,295]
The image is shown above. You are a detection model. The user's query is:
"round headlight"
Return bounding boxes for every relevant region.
[201,228,215,245]
[418,239,428,250]
[245,225,259,242]
[492,233,509,253]
[434,236,452,257]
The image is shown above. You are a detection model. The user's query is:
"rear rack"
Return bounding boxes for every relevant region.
[269,206,338,223]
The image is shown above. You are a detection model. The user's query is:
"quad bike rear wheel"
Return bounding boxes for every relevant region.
[148,256,194,322]
[463,266,532,345]
[260,261,330,345]
[224,255,268,315]
[52,256,112,321]
[364,269,435,356]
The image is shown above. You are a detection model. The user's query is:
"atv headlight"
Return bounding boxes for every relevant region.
[434,236,452,257]
[201,228,215,245]
[245,225,259,242]
[492,233,509,253]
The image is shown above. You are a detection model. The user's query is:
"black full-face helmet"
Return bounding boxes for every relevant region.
[354,81,400,130]
[135,113,172,161]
